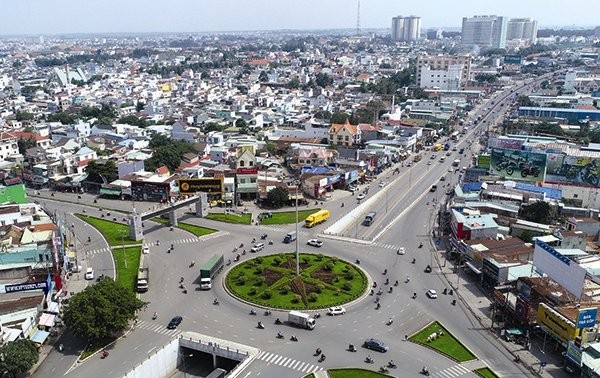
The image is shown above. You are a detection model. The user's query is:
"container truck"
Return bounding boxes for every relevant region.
[200,254,224,290]
[288,310,316,330]
[304,210,330,228]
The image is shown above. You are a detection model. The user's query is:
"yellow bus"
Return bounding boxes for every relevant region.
[433,144,443,151]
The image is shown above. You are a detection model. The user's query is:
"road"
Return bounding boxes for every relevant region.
[31,76,559,378]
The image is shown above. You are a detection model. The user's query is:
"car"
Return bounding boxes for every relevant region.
[446,152,451,156]
[363,338,388,353]
[446,188,453,195]
[430,154,436,160]
[406,162,412,167]
[142,246,150,254]
[167,316,183,329]
[251,243,265,253]
[448,167,454,172]
[348,186,359,192]
[397,247,405,255]
[430,185,437,192]
[440,176,446,181]
[379,181,386,188]
[452,147,457,151]
[427,161,432,165]
[357,193,366,200]
[426,289,438,299]
[84,267,94,280]
[327,306,346,316]
[307,239,324,248]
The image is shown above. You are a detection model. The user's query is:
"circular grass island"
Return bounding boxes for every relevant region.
[225,253,368,310]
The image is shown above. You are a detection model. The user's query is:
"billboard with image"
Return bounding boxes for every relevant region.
[545,154,600,188]
[489,148,547,183]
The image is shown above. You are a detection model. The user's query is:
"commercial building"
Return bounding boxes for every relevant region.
[391,15,421,42]
[506,18,538,44]
[416,55,471,90]
[461,15,508,49]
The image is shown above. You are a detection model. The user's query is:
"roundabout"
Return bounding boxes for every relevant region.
[225,253,368,310]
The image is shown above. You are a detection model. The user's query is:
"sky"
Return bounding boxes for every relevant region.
[1,0,597,35]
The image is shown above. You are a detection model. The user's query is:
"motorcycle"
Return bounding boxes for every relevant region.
[412,292,417,299]
[375,303,381,310]
[451,299,457,306]
[377,289,383,295]
[152,312,157,320]
[250,309,257,315]
[260,234,268,240]
[315,348,322,356]
[264,310,272,316]
[275,318,282,325]
[384,278,389,285]
[213,299,219,305]
[257,322,265,329]
[314,313,321,319]
[388,361,397,369]
[421,367,430,376]
[383,269,387,275]
[419,242,423,248]
[388,287,393,293]
[268,240,273,245]
[379,366,389,373]
[394,280,399,286]
[101,350,109,359]
[386,318,393,326]
[290,335,298,342]
[234,254,240,262]
[276,332,284,339]
[348,344,357,352]
[318,354,326,363]
[58,344,63,352]
[370,289,374,296]
[355,259,360,265]
[412,258,416,264]
[365,357,374,364]
[341,203,344,207]
[405,277,410,283]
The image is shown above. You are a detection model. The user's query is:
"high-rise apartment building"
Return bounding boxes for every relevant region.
[461,15,508,49]
[416,55,471,90]
[506,18,538,44]
[391,16,421,42]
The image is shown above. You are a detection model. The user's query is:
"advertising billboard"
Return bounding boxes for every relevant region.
[131,181,170,202]
[178,178,223,194]
[476,155,491,169]
[545,154,600,188]
[537,303,579,346]
[489,148,547,183]
[488,137,524,151]
[533,240,586,299]
[504,55,523,65]
[576,308,598,328]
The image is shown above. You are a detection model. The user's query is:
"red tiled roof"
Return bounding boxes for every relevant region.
[156,165,169,175]
[10,131,49,142]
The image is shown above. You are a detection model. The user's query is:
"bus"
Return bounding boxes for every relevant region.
[433,144,443,151]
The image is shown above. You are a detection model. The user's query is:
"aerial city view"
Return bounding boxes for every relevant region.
[0,1,600,377]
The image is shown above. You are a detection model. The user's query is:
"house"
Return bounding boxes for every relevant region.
[328,119,361,147]
[171,121,196,143]
[0,132,19,160]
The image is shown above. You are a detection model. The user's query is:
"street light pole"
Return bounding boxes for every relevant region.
[295,183,299,276]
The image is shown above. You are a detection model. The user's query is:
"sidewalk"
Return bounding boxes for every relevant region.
[432,244,568,378]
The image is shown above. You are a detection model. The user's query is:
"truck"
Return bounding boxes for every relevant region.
[136,255,149,293]
[283,231,297,243]
[288,310,316,330]
[200,254,224,290]
[452,159,460,167]
[304,209,330,228]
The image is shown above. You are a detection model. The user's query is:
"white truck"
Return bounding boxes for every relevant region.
[288,310,316,330]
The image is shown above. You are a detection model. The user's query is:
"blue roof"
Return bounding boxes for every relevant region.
[462,182,483,192]
[514,182,561,200]
[300,166,335,175]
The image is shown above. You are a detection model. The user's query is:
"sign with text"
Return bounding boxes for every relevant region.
[4,281,48,293]
[577,308,598,328]
[178,178,223,194]
[236,167,258,175]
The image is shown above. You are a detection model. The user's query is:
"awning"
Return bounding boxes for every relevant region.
[46,301,60,314]
[466,261,482,274]
[506,328,523,335]
[100,188,121,196]
[39,313,56,327]
[30,330,50,344]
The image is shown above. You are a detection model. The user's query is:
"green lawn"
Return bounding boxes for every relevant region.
[474,367,499,378]
[150,218,217,237]
[303,374,315,378]
[113,246,141,292]
[259,209,320,225]
[77,214,140,246]
[410,321,476,362]
[206,212,252,224]
[226,253,368,310]
[328,368,393,378]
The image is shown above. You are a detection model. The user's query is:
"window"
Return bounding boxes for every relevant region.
[249,161,253,166]
[345,136,349,141]
[240,161,245,167]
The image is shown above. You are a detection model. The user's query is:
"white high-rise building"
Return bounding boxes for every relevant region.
[461,15,508,49]
[506,18,538,44]
[416,55,471,90]
[391,16,421,42]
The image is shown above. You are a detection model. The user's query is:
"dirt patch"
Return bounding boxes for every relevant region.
[263,269,283,286]
[279,257,309,270]
[311,267,336,284]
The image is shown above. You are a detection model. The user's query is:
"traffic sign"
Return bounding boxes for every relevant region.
[541,361,547,367]
[435,240,441,246]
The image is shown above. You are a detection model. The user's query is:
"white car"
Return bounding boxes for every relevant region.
[379,182,386,188]
[307,239,324,248]
[327,306,346,316]
[348,186,359,192]
[427,161,432,165]
[448,167,454,172]
[357,193,366,200]
[397,247,405,255]
[142,246,150,254]
[426,289,438,299]
[85,267,94,280]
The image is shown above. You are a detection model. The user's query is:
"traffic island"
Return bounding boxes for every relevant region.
[409,321,476,362]
[474,367,499,378]
[225,253,368,310]
[257,208,320,225]
[304,368,392,377]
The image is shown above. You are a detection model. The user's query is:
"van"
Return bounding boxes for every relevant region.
[364,212,377,226]
[283,231,297,243]
[250,243,265,252]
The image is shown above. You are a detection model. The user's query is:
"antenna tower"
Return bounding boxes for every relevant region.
[356,0,361,36]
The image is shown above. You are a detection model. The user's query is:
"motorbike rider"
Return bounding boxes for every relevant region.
[213,298,219,305]
[277,331,283,338]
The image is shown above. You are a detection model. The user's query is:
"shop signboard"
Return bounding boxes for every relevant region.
[576,308,598,328]
[476,155,491,169]
[488,137,524,150]
[545,154,600,188]
[236,167,258,175]
[536,303,578,346]
[178,178,223,194]
[489,148,547,183]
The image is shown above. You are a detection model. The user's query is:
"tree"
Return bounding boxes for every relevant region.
[144,135,196,172]
[288,77,300,89]
[136,101,146,112]
[17,137,37,154]
[259,71,268,82]
[330,112,350,124]
[15,111,34,121]
[117,115,148,127]
[63,278,146,342]
[85,160,118,183]
[235,119,247,128]
[520,201,553,224]
[0,339,39,377]
[474,73,498,84]
[203,122,227,133]
[315,73,333,88]
[267,187,289,208]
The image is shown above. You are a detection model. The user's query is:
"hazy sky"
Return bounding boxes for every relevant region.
[1,0,597,35]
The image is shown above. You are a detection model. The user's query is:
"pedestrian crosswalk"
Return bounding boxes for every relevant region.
[372,242,399,250]
[256,351,323,374]
[135,320,182,337]
[431,364,471,378]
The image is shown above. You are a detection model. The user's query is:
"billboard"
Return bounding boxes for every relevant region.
[537,303,579,346]
[545,154,600,188]
[576,308,598,328]
[504,55,522,65]
[488,137,524,151]
[131,181,170,202]
[489,148,547,182]
[533,240,587,298]
[178,178,223,194]
[476,155,491,169]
